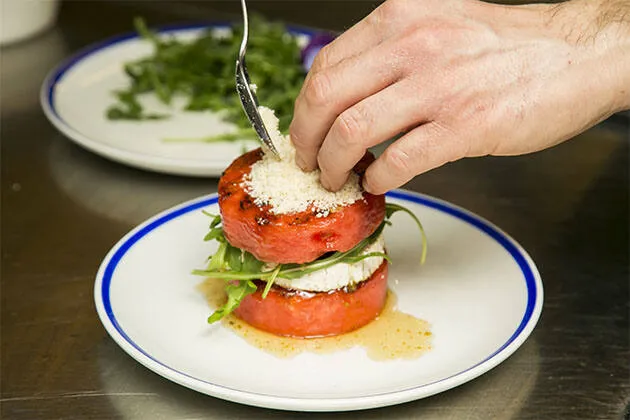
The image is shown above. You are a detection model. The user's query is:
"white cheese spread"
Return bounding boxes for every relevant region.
[271,233,386,292]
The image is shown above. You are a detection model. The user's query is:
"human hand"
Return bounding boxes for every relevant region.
[289,0,630,194]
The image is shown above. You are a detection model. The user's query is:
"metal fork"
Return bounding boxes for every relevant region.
[235,0,280,157]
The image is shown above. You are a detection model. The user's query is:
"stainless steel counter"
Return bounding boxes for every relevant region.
[2,1,629,419]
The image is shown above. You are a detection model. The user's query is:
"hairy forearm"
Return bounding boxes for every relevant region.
[595,0,630,33]
[594,0,630,111]
[551,0,630,111]
[550,0,630,39]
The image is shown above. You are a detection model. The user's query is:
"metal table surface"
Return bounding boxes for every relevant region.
[2,1,629,419]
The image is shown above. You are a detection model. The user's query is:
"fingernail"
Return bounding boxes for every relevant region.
[362,176,375,194]
[295,154,307,171]
[320,173,332,191]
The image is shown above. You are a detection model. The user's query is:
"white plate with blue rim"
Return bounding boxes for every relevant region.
[94,189,543,412]
[40,22,328,177]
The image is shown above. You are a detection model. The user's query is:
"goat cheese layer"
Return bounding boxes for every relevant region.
[270,233,386,292]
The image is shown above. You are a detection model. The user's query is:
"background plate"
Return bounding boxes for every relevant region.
[41,24,314,177]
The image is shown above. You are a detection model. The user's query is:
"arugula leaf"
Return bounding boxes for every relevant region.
[277,223,386,280]
[202,212,225,242]
[206,242,228,271]
[342,251,392,265]
[203,229,224,242]
[241,250,265,273]
[191,269,273,280]
[225,244,243,272]
[106,16,306,135]
[384,203,428,264]
[262,265,281,299]
[206,212,222,228]
[106,90,168,121]
[162,128,256,144]
[207,280,257,323]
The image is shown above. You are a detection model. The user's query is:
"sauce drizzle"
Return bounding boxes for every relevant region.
[197,279,432,361]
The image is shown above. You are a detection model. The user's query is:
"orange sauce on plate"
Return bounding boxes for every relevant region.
[197,279,432,361]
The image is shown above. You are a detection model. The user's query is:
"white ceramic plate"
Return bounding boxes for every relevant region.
[94,189,543,412]
[40,24,315,177]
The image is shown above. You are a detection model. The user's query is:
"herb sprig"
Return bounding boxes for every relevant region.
[107,16,307,137]
[193,203,427,323]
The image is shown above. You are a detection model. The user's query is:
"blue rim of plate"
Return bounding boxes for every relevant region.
[94,189,543,411]
[41,21,320,122]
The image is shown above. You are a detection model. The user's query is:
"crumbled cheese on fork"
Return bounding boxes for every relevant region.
[243,107,363,215]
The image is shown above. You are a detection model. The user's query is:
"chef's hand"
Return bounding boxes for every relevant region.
[289,0,630,194]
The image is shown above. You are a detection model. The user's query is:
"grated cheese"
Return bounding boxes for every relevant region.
[242,106,363,215]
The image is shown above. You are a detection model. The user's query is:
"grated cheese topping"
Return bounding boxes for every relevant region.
[242,107,363,215]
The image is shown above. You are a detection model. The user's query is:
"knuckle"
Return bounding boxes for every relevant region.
[310,45,331,72]
[383,146,415,177]
[316,153,348,192]
[365,7,384,33]
[373,0,406,25]
[406,27,439,55]
[303,71,332,108]
[335,107,368,148]
[445,134,469,162]
[363,167,384,194]
[293,89,304,108]
[316,149,335,176]
[443,131,468,160]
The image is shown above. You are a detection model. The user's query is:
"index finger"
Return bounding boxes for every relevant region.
[289,39,402,172]
[289,3,399,169]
